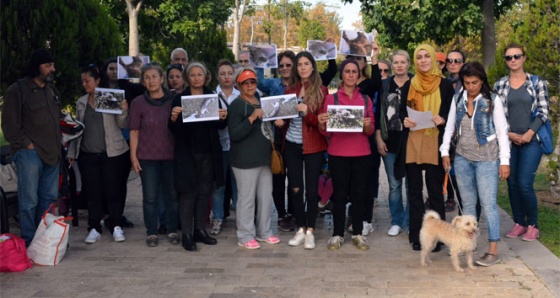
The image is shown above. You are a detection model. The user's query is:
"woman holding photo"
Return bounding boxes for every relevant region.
[318,59,375,251]
[169,61,228,251]
[68,64,129,244]
[277,51,328,250]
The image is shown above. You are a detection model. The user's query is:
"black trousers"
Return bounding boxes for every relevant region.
[78,151,128,233]
[407,163,445,244]
[179,154,213,234]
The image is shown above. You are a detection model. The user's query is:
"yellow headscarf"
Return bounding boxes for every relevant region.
[408,44,442,136]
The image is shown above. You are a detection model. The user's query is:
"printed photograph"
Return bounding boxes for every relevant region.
[181,94,219,123]
[326,105,364,132]
[261,94,299,121]
[339,30,374,57]
[307,40,337,61]
[247,45,278,68]
[117,55,150,79]
[94,88,126,114]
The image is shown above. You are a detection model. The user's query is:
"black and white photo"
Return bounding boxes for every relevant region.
[181,94,219,123]
[247,45,278,68]
[261,94,299,121]
[117,55,150,79]
[307,40,337,61]
[94,88,125,114]
[327,105,364,132]
[339,30,374,57]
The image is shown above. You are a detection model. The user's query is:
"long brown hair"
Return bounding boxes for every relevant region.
[288,51,323,112]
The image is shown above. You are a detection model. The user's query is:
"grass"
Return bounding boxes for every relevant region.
[497,167,560,258]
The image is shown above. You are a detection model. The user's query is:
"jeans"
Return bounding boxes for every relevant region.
[13,149,59,246]
[139,160,178,236]
[508,140,541,227]
[212,151,236,221]
[382,152,409,229]
[454,155,501,242]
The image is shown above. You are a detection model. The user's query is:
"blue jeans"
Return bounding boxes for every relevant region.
[454,155,501,242]
[508,140,541,227]
[382,152,409,229]
[139,160,178,236]
[13,149,59,246]
[212,151,237,220]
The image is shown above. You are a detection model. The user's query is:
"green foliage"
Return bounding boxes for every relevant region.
[1,0,124,105]
[297,19,327,48]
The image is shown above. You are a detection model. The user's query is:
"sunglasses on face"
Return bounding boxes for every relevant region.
[279,63,292,68]
[241,79,257,86]
[380,69,390,74]
[239,60,249,63]
[446,58,464,64]
[505,54,524,61]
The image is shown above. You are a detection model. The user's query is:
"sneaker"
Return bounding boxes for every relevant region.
[506,223,527,238]
[362,221,374,236]
[168,233,180,245]
[113,226,125,242]
[256,235,280,244]
[327,236,344,251]
[352,235,369,251]
[304,231,315,250]
[387,225,402,236]
[521,225,540,241]
[146,235,158,247]
[209,219,222,235]
[475,253,502,267]
[288,229,305,246]
[445,199,456,212]
[238,239,260,249]
[278,215,295,232]
[85,229,101,244]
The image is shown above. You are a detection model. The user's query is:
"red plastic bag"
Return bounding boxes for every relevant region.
[0,233,32,272]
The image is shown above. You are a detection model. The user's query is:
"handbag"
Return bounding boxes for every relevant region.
[265,123,284,174]
[0,233,32,272]
[27,204,73,266]
[529,75,554,155]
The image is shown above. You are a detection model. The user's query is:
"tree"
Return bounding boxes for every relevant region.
[232,0,251,60]
[345,0,517,69]
[0,0,124,105]
[125,0,143,56]
[270,0,308,50]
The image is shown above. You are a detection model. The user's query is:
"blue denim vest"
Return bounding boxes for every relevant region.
[455,93,497,145]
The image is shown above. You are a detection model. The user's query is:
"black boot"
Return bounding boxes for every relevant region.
[182,233,197,251]
[193,229,217,245]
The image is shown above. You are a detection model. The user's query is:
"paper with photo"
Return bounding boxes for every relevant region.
[247,45,278,68]
[406,107,435,131]
[261,94,299,121]
[94,88,125,114]
[327,105,364,132]
[181,94,219,123]
[117,55,150,80]
[306,40,337,61]
[339,30,374,57]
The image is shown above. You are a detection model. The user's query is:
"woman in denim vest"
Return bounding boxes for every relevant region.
[440,62,510,267]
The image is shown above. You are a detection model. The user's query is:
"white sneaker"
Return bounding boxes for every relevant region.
[387,225,402,236]
[304,231,315,250]
[362,222,374,236]
[113,226,125,242]
[85,229,101,244]
[288,228,305,246]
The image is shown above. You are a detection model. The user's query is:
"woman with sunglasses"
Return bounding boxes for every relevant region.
[129,63,179,247]
[493,43,550,242]
[68,64,129,244]
[375,49,412,237]
[228,68,280,249]
[404,44,454,252]
[166,64,186,94]
[169,61,228,251]
[278,51,328,250]
[378,59,392,80]
[441,61,510,267]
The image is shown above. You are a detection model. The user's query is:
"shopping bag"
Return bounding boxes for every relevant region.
[0,234,32,272]
[27,204,72,266]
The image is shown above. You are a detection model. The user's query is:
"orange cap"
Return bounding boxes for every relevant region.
[236,69,257,84]
[436,52,446,63]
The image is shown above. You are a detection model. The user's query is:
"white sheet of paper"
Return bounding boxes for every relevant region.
[406,107,435,131]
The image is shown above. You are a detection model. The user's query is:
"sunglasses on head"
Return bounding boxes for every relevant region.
[505,54,524,61]
[239,60,249,63]
[446,58,463,64]
[279,63,292,68]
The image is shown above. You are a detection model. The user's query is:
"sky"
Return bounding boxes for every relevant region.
[311,0,363,30]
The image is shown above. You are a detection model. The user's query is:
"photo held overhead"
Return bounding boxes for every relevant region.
[117,55,150,80]
[247,44,278,68]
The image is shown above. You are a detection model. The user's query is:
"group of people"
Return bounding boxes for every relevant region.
[2,41,549,267]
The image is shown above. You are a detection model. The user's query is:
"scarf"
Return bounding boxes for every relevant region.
[408,44,442,136]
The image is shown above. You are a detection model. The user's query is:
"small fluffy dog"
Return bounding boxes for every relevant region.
[420,211,478,272]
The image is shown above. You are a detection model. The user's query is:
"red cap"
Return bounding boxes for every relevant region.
[236,69,257,84]
[436,52,446,63]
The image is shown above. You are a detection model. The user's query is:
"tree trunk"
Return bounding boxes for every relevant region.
[126,0,142,56]
[480,0,496,70]
[232,0,247,61]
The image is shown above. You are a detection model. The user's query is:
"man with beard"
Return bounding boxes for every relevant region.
[1,49,62,246]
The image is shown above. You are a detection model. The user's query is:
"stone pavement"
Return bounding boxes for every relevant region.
[1,165,559,298]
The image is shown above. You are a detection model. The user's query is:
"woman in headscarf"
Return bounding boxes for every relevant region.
[403,44,454,252]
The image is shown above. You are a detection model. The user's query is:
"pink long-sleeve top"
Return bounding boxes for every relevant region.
[321,87,374,157]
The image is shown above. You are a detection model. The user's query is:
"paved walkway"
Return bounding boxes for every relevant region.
[1,165,559,297]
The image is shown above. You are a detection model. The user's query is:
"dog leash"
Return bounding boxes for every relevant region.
[443,172,464,215]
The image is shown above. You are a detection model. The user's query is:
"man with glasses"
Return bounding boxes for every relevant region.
[238,51,250,67]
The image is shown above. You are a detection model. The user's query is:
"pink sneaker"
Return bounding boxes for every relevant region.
[506,223,527,238]
[256,236,280,244]
[521,225,540,241]
[238,239,260,249]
